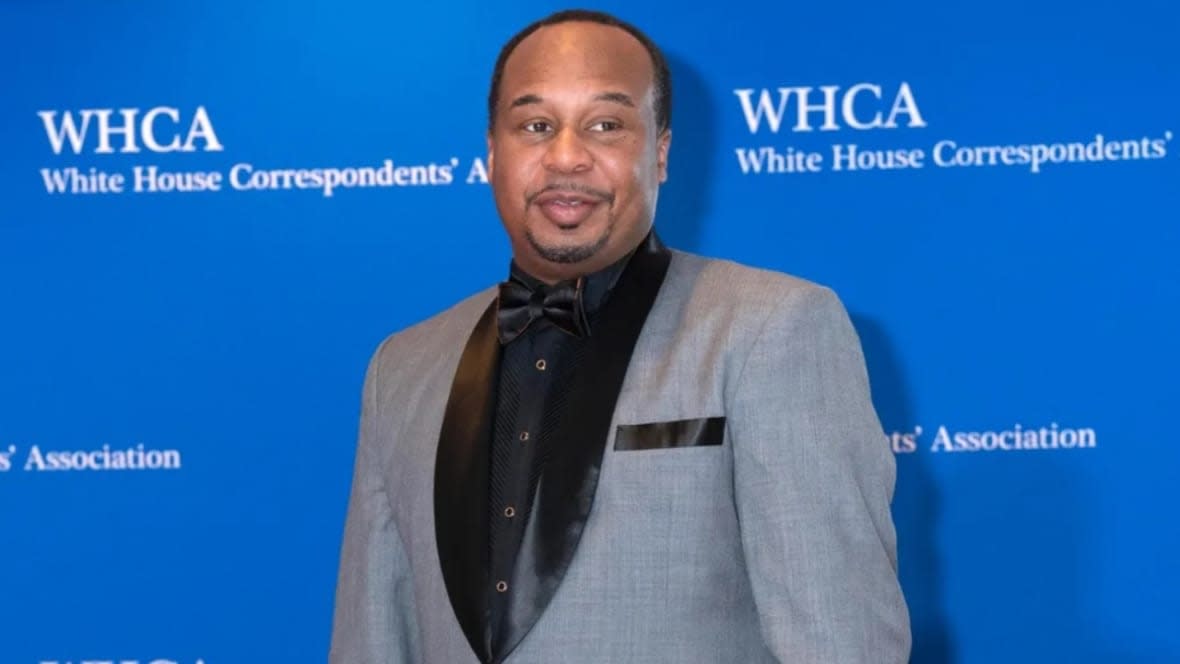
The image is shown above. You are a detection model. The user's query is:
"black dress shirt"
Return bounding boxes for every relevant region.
[487,251,633,642]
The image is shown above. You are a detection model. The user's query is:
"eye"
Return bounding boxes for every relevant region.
[522,120,553,134]
[588,120,622,132]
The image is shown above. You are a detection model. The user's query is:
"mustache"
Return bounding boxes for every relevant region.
[525,182,615,206]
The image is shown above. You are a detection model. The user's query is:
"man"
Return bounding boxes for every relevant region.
[331,9,909,664]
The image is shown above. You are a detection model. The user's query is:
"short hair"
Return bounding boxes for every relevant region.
[487,9,672,133]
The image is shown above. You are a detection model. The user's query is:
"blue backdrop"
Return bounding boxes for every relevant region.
[2,1,1177,662]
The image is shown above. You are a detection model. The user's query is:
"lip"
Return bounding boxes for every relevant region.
[532,191,605,227]
[532,190,606,206]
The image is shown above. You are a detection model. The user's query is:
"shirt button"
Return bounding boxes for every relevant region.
[519,431,530,442]
[535,358,547,371]
[504,506,516,518]
[496,580,508,593]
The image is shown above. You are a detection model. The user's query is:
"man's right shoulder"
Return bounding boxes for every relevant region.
[370,285,498,364]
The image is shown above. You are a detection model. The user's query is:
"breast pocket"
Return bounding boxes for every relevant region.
[596,430,735,601]
[613,416,726,451]
[602,436,729,511]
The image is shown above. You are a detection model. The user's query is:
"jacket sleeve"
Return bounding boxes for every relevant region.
[728,284,911,663]
[330,344,422,664]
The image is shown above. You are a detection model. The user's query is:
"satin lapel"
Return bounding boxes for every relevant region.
[494,234,673,661]
[434,300,500,664]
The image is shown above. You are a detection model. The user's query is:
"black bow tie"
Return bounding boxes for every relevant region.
[496,276,590,344]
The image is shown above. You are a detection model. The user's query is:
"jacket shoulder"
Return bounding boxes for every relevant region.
[370,285,497,368]
[667,249,840,315]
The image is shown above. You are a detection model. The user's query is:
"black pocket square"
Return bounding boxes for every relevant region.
[614,417,727,451]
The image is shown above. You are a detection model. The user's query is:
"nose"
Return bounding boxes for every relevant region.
[543,127,593,174]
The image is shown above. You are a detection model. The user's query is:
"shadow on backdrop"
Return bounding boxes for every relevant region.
[852,314,954,663]
[657,54,714,253]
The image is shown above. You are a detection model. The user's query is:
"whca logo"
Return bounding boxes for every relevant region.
[37,106,223,155]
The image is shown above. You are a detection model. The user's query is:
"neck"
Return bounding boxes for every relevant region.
[514,255,614,285]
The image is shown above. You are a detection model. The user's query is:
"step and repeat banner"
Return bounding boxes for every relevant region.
[2,1,1177,662]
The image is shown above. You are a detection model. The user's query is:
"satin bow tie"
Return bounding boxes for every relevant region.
[496,276,590,344]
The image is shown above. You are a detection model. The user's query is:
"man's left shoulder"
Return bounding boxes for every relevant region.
[665,249,848,323]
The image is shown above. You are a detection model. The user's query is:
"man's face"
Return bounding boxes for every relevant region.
[488,21,671,283]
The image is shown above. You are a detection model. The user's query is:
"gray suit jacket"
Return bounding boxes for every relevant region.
[330,241,910,663]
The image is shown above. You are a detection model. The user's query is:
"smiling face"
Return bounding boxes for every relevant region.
[487,21,671,284]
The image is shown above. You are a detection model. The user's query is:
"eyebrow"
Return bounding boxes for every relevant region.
[509,94,543,108]
[593,91,635,107]
[508,91,636,109]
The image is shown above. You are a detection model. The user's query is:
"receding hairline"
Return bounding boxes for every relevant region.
[488,11,671,132]
[498,20,658,91]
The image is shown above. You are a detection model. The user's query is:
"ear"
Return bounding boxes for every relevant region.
[485,131,495,180]
[656,129,671,183]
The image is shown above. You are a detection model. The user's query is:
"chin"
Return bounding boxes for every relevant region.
[527,224,611,266]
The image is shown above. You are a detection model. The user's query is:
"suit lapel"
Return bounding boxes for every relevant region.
[494,233,673,661]
[435,301,499,663]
